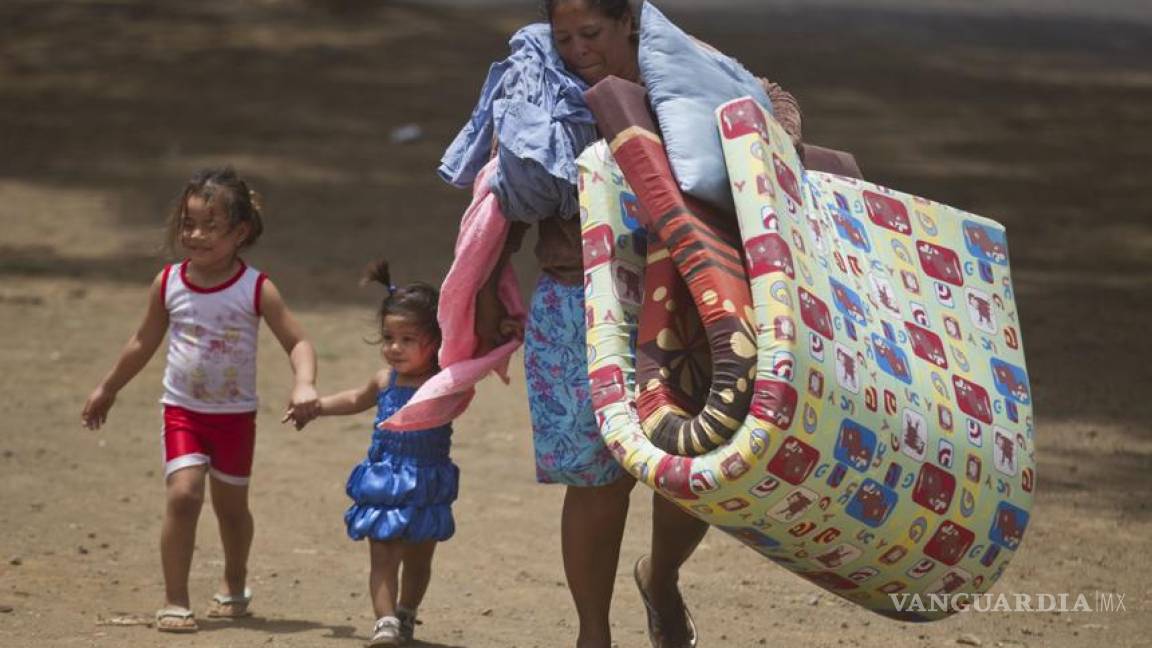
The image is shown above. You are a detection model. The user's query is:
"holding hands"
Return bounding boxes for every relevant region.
[282,382,320,430]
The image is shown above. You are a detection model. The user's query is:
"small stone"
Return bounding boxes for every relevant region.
[8,557,21,566]
[77,546,89,555]
[808,594,822,606]
[481,608,493,616]
[0,605,13,613]
[957,634,982,646]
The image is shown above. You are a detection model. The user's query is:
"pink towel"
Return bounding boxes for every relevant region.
[378,160,525,431]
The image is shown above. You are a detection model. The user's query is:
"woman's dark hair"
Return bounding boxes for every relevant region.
[165,167,264,255]
[362,259,442,360]
[542,0,633,22]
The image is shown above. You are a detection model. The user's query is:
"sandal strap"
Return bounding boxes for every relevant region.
[212,587,253,605]
[156,606,194,620]
[373,615,401,632]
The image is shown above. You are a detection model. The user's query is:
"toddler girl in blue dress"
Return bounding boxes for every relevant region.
[289,260,456,647]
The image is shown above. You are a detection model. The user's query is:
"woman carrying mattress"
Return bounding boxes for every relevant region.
[438,2,803,646]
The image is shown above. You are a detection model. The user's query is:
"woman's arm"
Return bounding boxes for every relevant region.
[689,36,803,146]
[761,79,803,147]
[81,271,170,430]
[474,221,529,355]
[260,279,320,426]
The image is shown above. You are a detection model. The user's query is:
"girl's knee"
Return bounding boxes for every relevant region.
[167,486,205,517]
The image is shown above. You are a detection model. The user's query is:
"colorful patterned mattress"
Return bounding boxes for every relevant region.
[579,84,1034,620]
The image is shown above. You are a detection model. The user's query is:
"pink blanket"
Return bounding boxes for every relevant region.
[378,160,525,431]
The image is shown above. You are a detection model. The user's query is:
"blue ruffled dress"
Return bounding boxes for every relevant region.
[344,373,458,542]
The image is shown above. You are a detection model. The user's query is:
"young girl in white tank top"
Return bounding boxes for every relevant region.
[81,167,319,633]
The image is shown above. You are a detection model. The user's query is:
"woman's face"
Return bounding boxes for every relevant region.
[551,0,637,85]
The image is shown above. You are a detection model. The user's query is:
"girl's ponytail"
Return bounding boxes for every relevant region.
[361,259,395,296]
[363,259,441,365]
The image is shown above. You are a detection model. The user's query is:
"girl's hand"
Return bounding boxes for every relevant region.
[283,384,320,429]
[81,386,116,430]
[281,405,313,430]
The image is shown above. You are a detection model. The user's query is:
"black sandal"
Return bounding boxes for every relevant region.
[633,555,698,648]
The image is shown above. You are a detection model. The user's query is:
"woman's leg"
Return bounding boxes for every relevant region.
[209,475,253,602]
[161,465,209,611]
[398,540,437,612]
[639,492,709,645]
[369,539,404,619]
[563,475,636,648]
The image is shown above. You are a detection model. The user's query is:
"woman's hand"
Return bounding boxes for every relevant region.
[499,317,525,342]
[475,283,523,355]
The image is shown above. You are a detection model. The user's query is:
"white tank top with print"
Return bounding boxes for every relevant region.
[160,260,267,413]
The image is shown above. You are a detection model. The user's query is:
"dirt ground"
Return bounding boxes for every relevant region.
[1,1,1150,647]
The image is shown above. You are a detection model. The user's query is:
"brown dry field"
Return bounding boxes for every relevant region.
[2,1,1151,647]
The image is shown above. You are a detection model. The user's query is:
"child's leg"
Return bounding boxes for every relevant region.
[369,539,404,619]
[209,475,253,601]
[398,540,438,612]
[161,465,209,610]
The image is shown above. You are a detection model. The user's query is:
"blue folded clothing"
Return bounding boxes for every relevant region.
[438,23,599,222]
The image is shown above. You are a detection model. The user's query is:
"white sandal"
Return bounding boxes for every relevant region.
[155,606,198,633]
[368,615,402,647]
[207,587,253,618]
